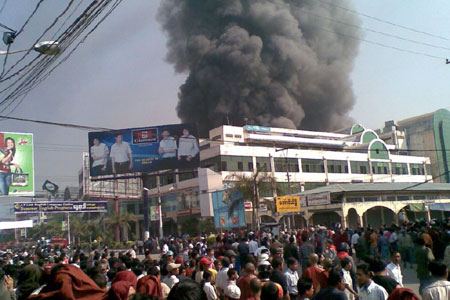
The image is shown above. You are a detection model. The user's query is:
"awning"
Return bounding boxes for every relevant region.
[407,204,426,212]
[429,203,450,212]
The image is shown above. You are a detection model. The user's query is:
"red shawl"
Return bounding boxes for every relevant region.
[136,275,163,297]
[28,264,108,300]
[109,281,132,300]
[112,270,137,289]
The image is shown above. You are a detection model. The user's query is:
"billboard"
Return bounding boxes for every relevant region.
[276,196,301,212]
[212,190,246,229]
[0,132,34,196]
[14,201,107,213]
[150,206,160,221]
[88,124,199,176]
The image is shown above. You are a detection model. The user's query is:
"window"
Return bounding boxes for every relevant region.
[221,156,253,172]
[413,195,426,200]
[211,135,221,141]
[397,196,410,201]
[301,159,325,173]
[392,163,408,175]
[160,173,175,185]
[327,160,349,173]
[350,161,370,174]
[234,134,242,138]
[201,156,221,172]
[225,134,233,138]
[411,164,425,175]
[304,182,326,191]
[364,196,378,202]
[256,157,271,172]
[179,171,198,182]
[144,176,157,189]
[372,162,390,174]
[274,158,299,172]
[426,164,432,175]
[276,182,301,196]
[346,197,362,203]
[259,182,274,197]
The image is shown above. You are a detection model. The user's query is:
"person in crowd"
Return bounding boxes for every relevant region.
[356,263,388,300]
[202,271,218,300]
[136,266,163,298]
[258,261,283,299]
[285,257,299,300]
[0,268,14,300]
[237,263,256,300]
[341,257,358,300]
[283,236,299,263]
[398,229,414,269]
[261,282,280,300]
[297,277,314,300]
[246,278,262,300]
[164,263,181,289]
[109,281,136,300]
[299,236,314,270]
[167,280,206,300]
[248,235,259,258]
[224,268,241,300]
[301,253,323,294]
[269,257,289,300]
[414,236,435,294]
[216,257,230,296]
[421,261,450,300]
[367,256,400,295]
[313,269,347,300]
[17,264,43,300]
[386,252,403,287]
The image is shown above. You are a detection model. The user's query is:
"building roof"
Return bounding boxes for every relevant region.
[296,182,450,195]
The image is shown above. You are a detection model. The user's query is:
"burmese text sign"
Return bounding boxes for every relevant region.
[306,192,331,206]
[14,201,107,213]
[276,196,301,212]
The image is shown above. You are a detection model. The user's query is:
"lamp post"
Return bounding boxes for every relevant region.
[0,40,60,55]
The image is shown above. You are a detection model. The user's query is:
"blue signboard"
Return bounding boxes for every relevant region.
[244,125,271,132]
[212,190,246,229]
[88,124,199,176]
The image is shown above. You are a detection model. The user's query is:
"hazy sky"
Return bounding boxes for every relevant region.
[0,0,449,214]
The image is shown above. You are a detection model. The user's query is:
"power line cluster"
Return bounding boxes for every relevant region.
[0,0,124,115]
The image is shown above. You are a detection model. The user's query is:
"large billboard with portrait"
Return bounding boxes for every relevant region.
[0,132,34,196]
[88,124,199,176]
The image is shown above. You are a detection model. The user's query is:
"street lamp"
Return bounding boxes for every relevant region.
[0,41,60,55]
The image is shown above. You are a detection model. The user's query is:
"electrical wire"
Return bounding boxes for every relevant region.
[311,0,450,42]
[0,0,7,17]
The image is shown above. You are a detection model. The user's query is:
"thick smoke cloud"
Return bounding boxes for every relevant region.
[158,0,361,135]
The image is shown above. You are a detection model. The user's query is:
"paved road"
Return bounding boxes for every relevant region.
[402,263,420,297]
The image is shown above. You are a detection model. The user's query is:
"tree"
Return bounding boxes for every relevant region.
[63,187,71,201]
[105,212,137,242]
[227,167,276,231]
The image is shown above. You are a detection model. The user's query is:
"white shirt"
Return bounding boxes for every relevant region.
[216,267,229,291]
[248,240,258,255]
[163,274,179,289]
[110,142,131,163]
[162,244,169,254]
[343,269,354,300]
[90,143,109,167]
[159,137,177,158]
[285,269,299,295]
[389,232,398,244]
[203,281,218,300]
[386,262,403,286]
[358,280,388,300]
[351,233,360,247]
[178,135,199,157]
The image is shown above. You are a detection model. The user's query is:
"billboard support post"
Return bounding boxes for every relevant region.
[143,187,149,240]
[156,173,163,239]
[67,213,71,246]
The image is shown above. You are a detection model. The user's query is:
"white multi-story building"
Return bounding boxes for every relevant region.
[138,124,433,235]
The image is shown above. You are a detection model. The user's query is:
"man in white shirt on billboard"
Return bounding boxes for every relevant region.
[178,128,199,162]
[110,133,132,174]
[158,130,177,159]
[90,137,109,176]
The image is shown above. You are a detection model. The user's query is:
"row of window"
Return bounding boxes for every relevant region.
[201,156,430,176]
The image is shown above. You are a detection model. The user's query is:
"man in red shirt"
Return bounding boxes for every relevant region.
[301,253,324,294]
[237,263,256,300]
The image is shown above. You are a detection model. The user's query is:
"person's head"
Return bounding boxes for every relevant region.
[214,259,222,271]
[221,257,230,268]
[415,236,425,246]
[250,278,262,297]
[261,282,279,300]
[114,133,123,143]
[356,263,372,286]
[287,257,298,271]
[5,137,15,151]
[244,263,255,275]
[338,242,349,253]
[162,130,170,139]
[322,258,333,271]
[341,257,352,271]
[167,279,206,300]
[327,269,344,289]
[93,138,100,146]
[390,252,401,265]
[289,236,295,244]
[206,248,214,257]
[147,266,160,278]
[429,261,448,279]
[271,257,283,271]
[167,263,181,276]
[182,129,190,137]
[227,268,238,281]
[308,253,319,266]
[257,261,272,280]
[203,270,212,282]
[367,256,386,275]
[298,278,314,298]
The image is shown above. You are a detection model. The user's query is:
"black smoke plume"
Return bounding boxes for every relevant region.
[158,0,361,136]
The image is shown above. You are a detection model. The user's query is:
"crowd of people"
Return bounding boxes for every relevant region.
[0,219,450,300]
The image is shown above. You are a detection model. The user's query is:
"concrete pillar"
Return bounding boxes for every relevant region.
[380,207,385,226]
[358,214,364,228]
[135,221,140,241]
